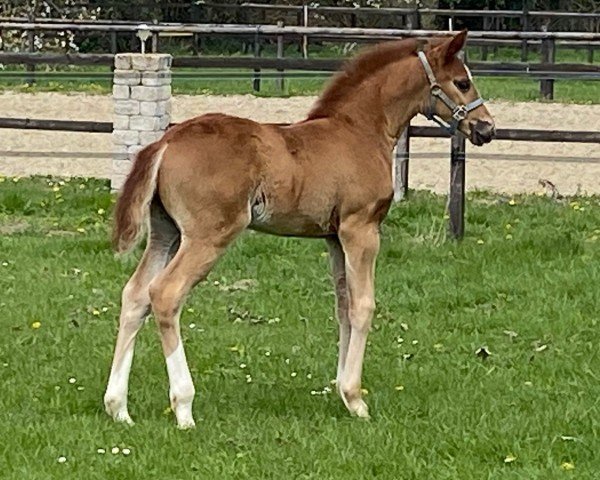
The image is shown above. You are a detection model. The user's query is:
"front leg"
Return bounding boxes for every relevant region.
[337,220,380,418]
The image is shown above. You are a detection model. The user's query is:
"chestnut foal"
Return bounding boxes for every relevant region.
[105,30,495,428]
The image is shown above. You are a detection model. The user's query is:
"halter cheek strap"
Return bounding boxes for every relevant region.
[417,51,485,135]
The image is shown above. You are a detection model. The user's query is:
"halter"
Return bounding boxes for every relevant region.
[417,50,485,135]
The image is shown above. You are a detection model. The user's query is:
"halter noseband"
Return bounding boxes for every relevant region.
[417,50,485,135]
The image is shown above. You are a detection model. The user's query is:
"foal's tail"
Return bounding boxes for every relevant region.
[112,141,168,254]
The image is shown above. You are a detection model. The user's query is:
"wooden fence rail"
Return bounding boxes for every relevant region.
[1,116,598,238]
[3,8,598,22]
[1,22,599,40]
[2,52,598,76]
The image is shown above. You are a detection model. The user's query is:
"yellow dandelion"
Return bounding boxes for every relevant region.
[477,239,485,245]
[76,227,86,233]
[163,406,172,415]
[561,462,575,471]
[506,234,513,240]
[504,454,517,464]
[31,321,41,329]
[395,385,405,391]
[361,388,369,395]
[97,208,105,215]
[508,199,516,206]
[505,223,512,230]
[92,309,100,316]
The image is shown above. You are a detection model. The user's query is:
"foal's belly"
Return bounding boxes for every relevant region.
[248,212,334,238]
[247,193,337,238]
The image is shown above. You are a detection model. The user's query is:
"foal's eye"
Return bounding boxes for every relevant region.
[454,79,471,93]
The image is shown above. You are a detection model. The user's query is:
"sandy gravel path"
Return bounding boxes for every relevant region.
[0,92,598,194]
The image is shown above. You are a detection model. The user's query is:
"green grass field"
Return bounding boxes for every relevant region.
[1,176,599,478]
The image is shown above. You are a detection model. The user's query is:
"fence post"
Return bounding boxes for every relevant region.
[276,20,285,93]
[521,0,530,62]
[481,17,489,60]
[449,134,466,239]
[111,53,172,191]
[393,126,410,202]
[110,31,118,55]
[151,20,159,53]
[26,26,35,86]
[540,35,555,100]
[407,8,419,29]
[253,29,261,92]
[302,4,309,58]
[587,27,594,63]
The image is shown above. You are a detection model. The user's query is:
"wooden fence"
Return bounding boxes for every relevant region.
[1,116,598,239]
[8,3,597,37]
[0,23,598,99]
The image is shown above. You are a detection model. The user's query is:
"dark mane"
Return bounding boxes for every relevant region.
[307,38,422,120]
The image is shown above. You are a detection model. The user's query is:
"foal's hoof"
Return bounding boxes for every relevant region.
[348,399,370,419]
[176,418,196,430]
[104,396,134,425]
[172,398,196,430]
[113,411,135,426]
[339,389,370,419]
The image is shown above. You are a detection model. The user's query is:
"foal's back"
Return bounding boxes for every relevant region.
[156,113,393,238]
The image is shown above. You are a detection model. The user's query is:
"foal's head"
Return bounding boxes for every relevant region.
[419,31,495,145]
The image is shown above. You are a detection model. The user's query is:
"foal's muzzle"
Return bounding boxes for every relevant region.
[470,120,495,146]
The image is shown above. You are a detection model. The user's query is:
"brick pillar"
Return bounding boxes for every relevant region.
[111,53,172,191]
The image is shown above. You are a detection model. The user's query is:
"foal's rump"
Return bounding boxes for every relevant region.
[112,113,277,254]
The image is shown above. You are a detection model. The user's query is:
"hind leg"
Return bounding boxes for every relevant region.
[326,237,350,387]
[149,213,249,429]
[104,204,179,424]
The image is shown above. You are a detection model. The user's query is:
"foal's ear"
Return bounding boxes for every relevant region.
[442,29,468,64]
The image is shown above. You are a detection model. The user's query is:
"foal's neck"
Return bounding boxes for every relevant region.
[325,56,426,152]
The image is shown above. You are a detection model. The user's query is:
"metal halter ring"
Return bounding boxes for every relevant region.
[452,105,468,121]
